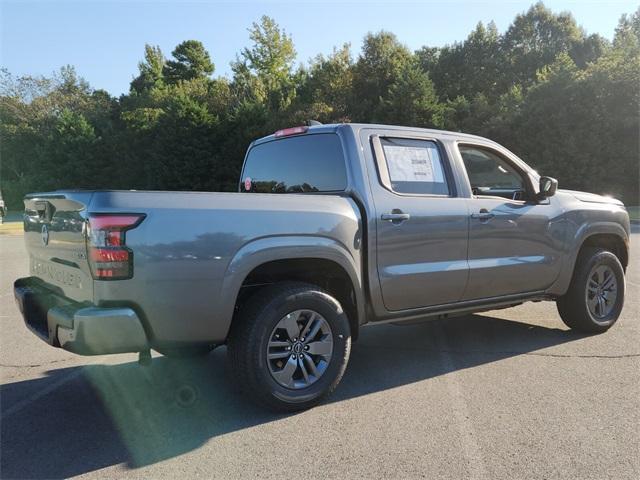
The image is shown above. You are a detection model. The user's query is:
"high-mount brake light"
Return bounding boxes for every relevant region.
[87,214,145,280]
[274,126,308,138]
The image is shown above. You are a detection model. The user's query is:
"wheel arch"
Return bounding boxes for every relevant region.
[579,233,628,270]
[549,221,629,296]
[220,236,365,341]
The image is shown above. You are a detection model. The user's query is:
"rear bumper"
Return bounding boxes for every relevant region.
[14,277,149,355]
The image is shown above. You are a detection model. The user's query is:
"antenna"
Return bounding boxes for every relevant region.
[307,120,322,126]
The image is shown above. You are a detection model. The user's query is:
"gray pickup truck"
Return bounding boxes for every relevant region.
[15,123,630,410]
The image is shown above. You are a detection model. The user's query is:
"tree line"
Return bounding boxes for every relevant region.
[1,2,638,208]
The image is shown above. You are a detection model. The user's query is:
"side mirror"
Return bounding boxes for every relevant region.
[538,176,558,200]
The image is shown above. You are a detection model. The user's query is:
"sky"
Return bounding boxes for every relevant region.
[1,0,637,96]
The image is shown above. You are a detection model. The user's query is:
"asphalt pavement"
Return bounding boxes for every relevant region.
[1,229,638,479]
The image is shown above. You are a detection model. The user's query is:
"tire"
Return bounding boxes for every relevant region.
[227,282,351,412]
[556,247,625,333]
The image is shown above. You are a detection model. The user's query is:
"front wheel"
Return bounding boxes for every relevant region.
[227,282,351,411]
[556,247,625,333]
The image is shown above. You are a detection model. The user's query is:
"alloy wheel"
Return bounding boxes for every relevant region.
[266,309,333,389]
[585,264,618,320]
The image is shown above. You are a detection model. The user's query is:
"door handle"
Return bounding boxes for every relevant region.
[381,211,410,224]
[470,209,495,221]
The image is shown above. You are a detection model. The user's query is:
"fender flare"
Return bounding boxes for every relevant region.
[219,235,365,336]
[549,221,629,296]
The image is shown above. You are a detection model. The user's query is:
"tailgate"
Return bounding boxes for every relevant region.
[23,192,94,303]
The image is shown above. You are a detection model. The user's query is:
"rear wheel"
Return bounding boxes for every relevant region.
[557,247,625,333]
[228,282,351,411]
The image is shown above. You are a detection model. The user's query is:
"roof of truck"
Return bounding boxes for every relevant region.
[252,122,495,147]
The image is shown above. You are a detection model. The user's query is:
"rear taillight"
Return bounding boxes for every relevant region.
[87,214,145,280]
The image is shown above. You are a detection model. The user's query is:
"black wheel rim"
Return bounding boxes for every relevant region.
[266,309,333,389]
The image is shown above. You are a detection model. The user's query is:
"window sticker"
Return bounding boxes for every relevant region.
[383,144,445,183]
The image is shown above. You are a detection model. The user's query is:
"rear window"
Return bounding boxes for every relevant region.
[241,133,347,193]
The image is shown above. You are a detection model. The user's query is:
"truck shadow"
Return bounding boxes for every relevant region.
[0,313,584,479]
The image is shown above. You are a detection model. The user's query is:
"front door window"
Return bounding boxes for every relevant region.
[459,145,528,201]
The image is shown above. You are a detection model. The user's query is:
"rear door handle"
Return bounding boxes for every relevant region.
[471,209,495,221]
[381,211,410,224]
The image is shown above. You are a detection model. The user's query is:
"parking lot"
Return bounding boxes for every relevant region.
[1,229,638,479]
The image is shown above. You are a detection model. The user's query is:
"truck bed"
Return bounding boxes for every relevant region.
[22,190,362,344]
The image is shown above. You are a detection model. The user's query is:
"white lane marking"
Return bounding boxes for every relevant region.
[434,325,489,480]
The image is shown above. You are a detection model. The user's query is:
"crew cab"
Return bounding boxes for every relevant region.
[14,123,630,410]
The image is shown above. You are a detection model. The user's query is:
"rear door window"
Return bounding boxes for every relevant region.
[380,138,450,195]
[241,133,347,193]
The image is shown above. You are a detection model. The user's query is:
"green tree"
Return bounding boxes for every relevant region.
[232,16,297,111]
[569,33,609,69]
[614,7,640,50]
[428,21,502,101]
[383,61,441,127]
[351,31,412,121]
[164,40,214,84]
[497,44,639,201]
[501,2,584,88]
[1,5,638,205]
[296,44,354,122]
[131,44,165,94]
[0,67,118,206]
